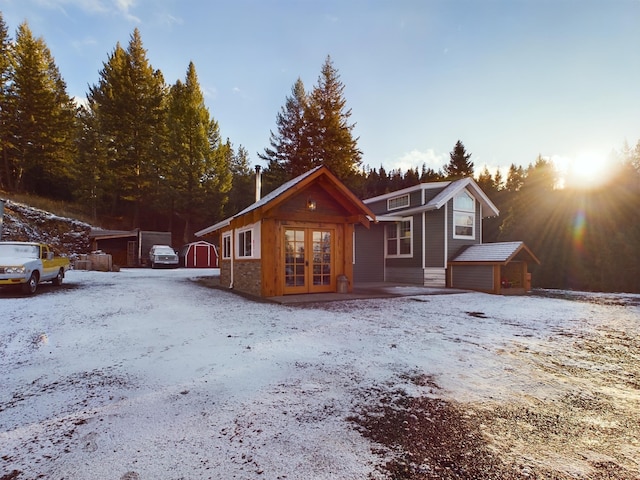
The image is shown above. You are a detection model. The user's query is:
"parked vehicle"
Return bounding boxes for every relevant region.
[0,242,70,294]
[148,245,179,269]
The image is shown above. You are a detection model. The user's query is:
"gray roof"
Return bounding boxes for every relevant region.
[451,241,532,263]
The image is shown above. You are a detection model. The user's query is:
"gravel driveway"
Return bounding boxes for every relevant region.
[1,269,639,479]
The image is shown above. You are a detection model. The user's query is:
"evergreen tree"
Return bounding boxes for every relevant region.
[309,55,362,184]
[504,163,525,192]
[476,166,495,195]
[261,56,361,189]
[420,163,441,183]
[0,13,14,191]
[403,167,420,188]
[225,145,255,217]
[74,104,108,222]
[494,169,504,191]
[259,77,310,183]
[11,22,76,198]
[165,61,231,241]
[87,28,166,226]
[443,140,474,179]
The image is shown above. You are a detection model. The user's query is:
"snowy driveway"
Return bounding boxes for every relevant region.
[1,269,639,479]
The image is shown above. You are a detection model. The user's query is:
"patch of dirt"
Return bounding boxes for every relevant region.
[349,325,640,479]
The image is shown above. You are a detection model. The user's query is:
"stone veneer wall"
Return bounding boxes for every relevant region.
[231,260,262,297]
[220,260,231,288]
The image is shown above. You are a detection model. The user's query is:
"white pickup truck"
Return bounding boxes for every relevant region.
[0,241,70,294]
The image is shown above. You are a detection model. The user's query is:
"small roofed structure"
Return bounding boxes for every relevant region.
[195,166,375,298]
[180,241,218,268]
[447,241,540,295]
[89,229,172,267]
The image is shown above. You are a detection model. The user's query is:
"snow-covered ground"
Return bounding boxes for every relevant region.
[1,269,639,479]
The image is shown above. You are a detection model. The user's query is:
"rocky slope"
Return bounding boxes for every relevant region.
[0,199,92,257]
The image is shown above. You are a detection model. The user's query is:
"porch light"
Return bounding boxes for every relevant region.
[307,198,317,211]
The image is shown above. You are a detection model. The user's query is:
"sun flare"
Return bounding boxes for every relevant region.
[553,151,613,189]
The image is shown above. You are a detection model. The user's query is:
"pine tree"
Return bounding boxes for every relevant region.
[259,77,311,183]
[165,61,231,241]
[504,163,525,192]
[309,56,362,183]
[443,140,474,179]
[74,104,107,221]
[476,166,496,196]
[0,13,14,191]
[261,56,361,189]
[225,145,254,217]
[87,28,166,226]
[11,21,76,198]
[420,163,441,183]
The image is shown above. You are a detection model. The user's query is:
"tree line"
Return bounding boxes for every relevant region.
[0,14,638,292]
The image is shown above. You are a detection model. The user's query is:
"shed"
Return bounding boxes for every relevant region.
[180,241,218,268]
[195,166,375,298]
[447,241,540,295]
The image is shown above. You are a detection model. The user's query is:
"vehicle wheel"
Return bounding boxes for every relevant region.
[52,268,64,286]
[22,273,38,295]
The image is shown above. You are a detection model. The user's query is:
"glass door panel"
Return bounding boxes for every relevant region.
[283,227,334,294]
[285,229,305,288]
[312,230,331,286]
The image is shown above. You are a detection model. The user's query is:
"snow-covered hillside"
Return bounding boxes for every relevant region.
[0,199,92,255]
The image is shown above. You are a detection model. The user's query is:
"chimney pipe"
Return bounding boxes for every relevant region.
[255,165,262,202]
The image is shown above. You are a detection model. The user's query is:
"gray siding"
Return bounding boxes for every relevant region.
[385,266,424,284]
[409,190,422,207]
[447,198,482,261]
[450,265,494,291]
[424,208,445,267]
[423,186,445,203]
[367,198,388,215]
[354,223,385,283]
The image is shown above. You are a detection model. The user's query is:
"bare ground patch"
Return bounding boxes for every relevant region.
[349,324,640,479]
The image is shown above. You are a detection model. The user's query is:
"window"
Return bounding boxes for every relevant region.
[453,190,475,238]
[222,233,231,259]
[238,229,253,257]
[387,194,409,211]
[386,218,412,257]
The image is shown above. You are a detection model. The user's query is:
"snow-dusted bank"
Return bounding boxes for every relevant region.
[1,269,639,479]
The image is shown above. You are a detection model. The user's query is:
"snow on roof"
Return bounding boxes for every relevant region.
[451,241,536,263]
[425,177,499,217]
[364,177,499,219]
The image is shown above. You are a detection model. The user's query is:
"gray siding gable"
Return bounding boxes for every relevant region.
[365,184,448,215]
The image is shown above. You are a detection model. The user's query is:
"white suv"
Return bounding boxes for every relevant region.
[148,245,179,269]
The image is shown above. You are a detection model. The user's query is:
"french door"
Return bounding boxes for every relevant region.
[283,227,334,294]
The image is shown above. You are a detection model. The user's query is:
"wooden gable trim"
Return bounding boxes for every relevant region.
[252,166,375,227]
[505,243,541,265]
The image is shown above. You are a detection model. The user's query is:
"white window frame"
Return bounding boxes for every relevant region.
[453,190,475,239]
[234,221,261,259]
[385,217,413,258]
[222,232,231,259]
[237,228,253,258]
[387,194,410,211]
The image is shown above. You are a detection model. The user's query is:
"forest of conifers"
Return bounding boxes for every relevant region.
[0,17,638,293]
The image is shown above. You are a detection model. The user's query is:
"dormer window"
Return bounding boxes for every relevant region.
[453,190,475,239]
[387,194,409,211]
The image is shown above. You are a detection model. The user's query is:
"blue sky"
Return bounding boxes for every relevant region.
[1,0,639,181]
